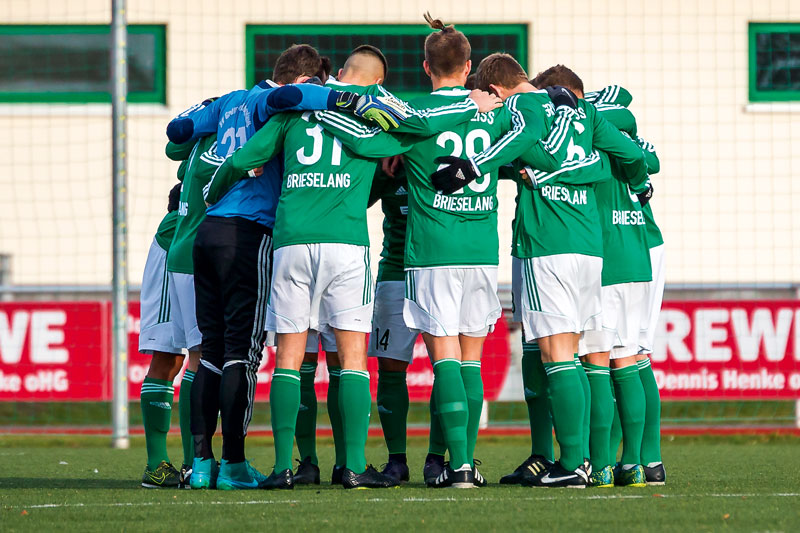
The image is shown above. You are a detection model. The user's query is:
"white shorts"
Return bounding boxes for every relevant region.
[139,239,181,355]
[368,281,418,363]
[579,281,648,359]
[266,243,374,334]
[520,254,602,341]
[403,266,501,337]
[168,271,202,351]
[305,329,337,353]
[511,256,523,323]
[639,244,666,354]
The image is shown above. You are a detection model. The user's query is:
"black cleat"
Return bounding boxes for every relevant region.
[293,456,320,485]
[643,463,666,486]
[499,455,552,485]
[331,464,345,485]
[260,468,294,490]
[178,463,192,489]
[472,460,487,488]
[423,453,445,485]
[534,461,589,489]
[141,461,181,489]
[342,465,399,489]
[381,459,410,483]
[430,463,475,489]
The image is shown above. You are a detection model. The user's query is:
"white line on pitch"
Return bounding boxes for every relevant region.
[14,492,800,510]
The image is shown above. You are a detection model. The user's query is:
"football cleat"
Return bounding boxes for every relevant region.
[189,457,219,489]
[422,453,445,486]
[217,459,268,490]
[261,468,294,490]
[589,465,614,488]
[293,456,320,485]
[430,463,475,489]
[616,464,647,487]
[500,455,551,485]
[331,464,345,485]
[472,460,487,487]
[178,463,192,489]
[342,465,399,489]
[536,461,588,489]
[141,461,181,489]
[644,463,666,486]
[381,459,410,483]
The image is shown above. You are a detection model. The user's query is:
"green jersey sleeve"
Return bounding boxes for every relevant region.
[584,85,633,107]
[471,92,575,175]
[636,135,660,174]
[593,103,637,136]
[521,149,611,188]
[375,85,479,136]
[313,110,413,159]
[165,140,196,162]
[588,103,648,191]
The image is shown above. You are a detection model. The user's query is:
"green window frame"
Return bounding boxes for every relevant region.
[245,24,528,101]
[748,22,800,102]
[0,24,166,104]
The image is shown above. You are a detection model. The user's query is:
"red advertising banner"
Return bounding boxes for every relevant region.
[652,300,800,400]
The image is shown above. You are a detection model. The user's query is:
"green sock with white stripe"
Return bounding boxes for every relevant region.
[296,362,319,465]
[461,360,483,467]
[612,364,646,466]
[522,342,554,461]
[327,366,346,467]
[433,358,469,469]
[543,361,585,471]
[574,354,591,461]
[584,362,613,471]
[339,369,371,474]
[178,370,195,466]
[637,358,663,465]
[270,368,301,473]
[141,377,174,470]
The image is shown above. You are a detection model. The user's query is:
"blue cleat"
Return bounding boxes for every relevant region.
[190,457,219,489]
[217,459,267,490]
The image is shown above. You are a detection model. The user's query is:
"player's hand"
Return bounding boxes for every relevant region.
[247,166,264,178]
[382,155,404,178]
[636,182,654,207]
[336,92,409,131]
[469,89,503,113]
[545,85,579,110]
[431,156,480,195]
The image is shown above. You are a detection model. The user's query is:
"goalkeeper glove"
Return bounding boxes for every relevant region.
[635,182,654,207]
[430,156,481,195]
[335,92,409,131]
[545,85,579,110]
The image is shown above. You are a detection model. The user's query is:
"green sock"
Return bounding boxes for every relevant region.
[296,362,318,465]
[460,360,483,467]
[428,390,447,456]
[584,363,613,471]
[140,377,174,469]
[543,361,585,471]
[178,370,195,466]
[610,384,622,464]
[612,364,646,466]
[339,370,371,474]
[574,354,591,461]
[522,342,553,461]
[270,368,301,473]
[432,358,469,469]
[377,369,409,455]
[327,366,346,467]
[638,358,663,465]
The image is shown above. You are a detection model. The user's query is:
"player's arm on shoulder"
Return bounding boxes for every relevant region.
[165,140,197,161]
[590,107,648,190]
[521,149,609,189]
[313,110,411,158]
[595,104,637,137]
[635,135,660,175]
[166,95,224,144]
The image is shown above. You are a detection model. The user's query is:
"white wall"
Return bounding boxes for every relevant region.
[2,0,799,285]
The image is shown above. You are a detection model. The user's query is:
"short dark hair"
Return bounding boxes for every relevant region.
[475,53,528,92]
[273,44,322,84]
[350,44,389,78]
[530,64,584,94]
[464,73,477,90]
[167,182,182,213]
[315,56,332,83]
[423,12,471,77]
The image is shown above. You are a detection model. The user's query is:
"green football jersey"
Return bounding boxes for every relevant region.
[154,210,179,251]
[369,165,408,283]
[638,136,663,248]
[166,134,217,274]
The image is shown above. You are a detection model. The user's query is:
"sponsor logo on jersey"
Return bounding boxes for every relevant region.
[612,210,645,226]
[540,185,587,205]
[432,193,494,212]
[286,172,351,188]
[395,186,408,196]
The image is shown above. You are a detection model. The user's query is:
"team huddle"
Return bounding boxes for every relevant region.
[137,13,666,491]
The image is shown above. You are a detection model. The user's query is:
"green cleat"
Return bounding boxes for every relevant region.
[616,464,647,487]
[217,459,267,490]
[190,457,219,489]
[589,465,614,488]
[141,461,181,489]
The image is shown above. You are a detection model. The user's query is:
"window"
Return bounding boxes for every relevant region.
[749,23,800,102]
[0,24,166,104]
[245,24,528,100]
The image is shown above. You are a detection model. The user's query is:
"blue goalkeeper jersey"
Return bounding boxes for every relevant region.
[168,81,338,227]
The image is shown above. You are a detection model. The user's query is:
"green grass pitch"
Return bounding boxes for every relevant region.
[1,434,798,531]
